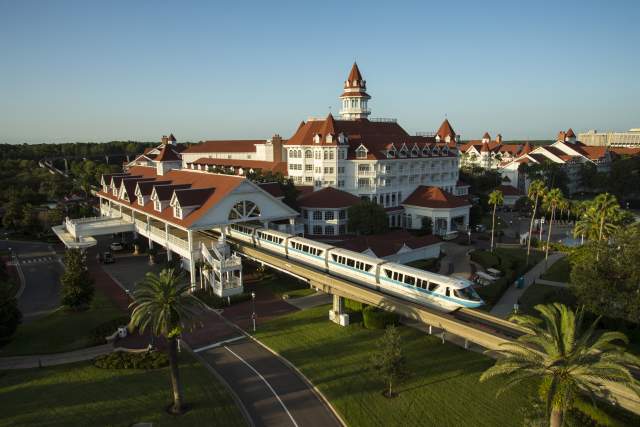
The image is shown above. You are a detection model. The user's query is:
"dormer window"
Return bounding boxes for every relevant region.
[173,205,182,219]
[137,195,144,206]
[387,150,396,158]
[338,133,347,144]
[399,148,407,158]
[411,147,419,157]
[326,134,334,144]
[154,199,161,211]
[313,134,321,144]
[356,147,367,159]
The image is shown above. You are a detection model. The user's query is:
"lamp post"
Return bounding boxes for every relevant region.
[467,230,471,246]
[251,291,256,332]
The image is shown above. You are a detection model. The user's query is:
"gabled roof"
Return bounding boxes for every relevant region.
[153,184,192,201]
[183,140,266,154]
[136,180,171,196]
[436,119,456,140]
[497,185,523,197]
[335,230,440,258]
[173,188,215,208]
[482,132,491,139]
[155,145,181,162]
[257,182,284,199]
[565,128,576,138]
[402,186,471,209]
[297,187,361,208]
[98,166,247,228]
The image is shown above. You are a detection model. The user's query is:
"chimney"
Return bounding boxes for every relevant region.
[161,135,169,145]
[272,134,283,163]
[496,134,503,144]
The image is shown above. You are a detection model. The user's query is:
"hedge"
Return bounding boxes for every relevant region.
[344,298,366,312]
[362,306,399,329]
[94,350,168,370]
[193,289,252,309]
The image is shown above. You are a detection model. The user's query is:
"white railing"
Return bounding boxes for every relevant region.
[149,225,165,240]
[167,234,188,250]
[121,213,133,223]
[134,219,147,230]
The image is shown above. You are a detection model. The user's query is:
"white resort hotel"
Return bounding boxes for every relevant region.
[54,63,472,294]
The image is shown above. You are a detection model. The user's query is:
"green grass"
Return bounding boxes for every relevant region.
[259,273,315,299]
[0,287,125,356]
[0,356,245,427]
[518,283,577,315]
[540,257,571,283]
[253,305,535,427]
[481,215,506,232]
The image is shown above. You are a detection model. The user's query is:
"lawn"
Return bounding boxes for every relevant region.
[518,283,577,316]
[253,305,535,427]
[0,356,245,427]
[0,287,126,356]
[258,273,315,299]
[540,256,571,283]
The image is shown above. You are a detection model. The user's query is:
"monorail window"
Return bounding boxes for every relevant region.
[404,275,415,286]
[428,283,439,292]
[384,269,393,279]
[347,258,355,268]
[445,288,451,297]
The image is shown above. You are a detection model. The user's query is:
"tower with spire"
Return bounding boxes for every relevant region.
[339,63,371,120]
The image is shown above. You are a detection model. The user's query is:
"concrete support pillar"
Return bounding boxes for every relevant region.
[262,220,269,229]
[329,294,349,326]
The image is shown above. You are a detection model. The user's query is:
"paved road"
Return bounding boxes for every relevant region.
[196,336,341,427]
[0,240,63,320]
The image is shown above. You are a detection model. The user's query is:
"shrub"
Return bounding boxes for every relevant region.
[88,316,131,346]
[193,289,252,309]
[0,282,22,342]
[94,350,168,370]
[470,250,499,268]
[363,306,399,330]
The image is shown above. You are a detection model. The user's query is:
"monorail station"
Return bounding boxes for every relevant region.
[53,151,299,297]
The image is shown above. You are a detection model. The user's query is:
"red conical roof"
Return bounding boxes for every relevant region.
[566,128,576,137]
[348,62,363,82]
[321,113,336,136]
[436,119,456,140]
[344,62,366,89]
[483,132,491,140]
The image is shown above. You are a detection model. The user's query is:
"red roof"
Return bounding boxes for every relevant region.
[284,117,454,160]
[168,133,176,142]
[609,147,640,156]
[345,62,365,88]
[497,185,522,197]
[336,230,440,258]
[155,145,181,162]
[565,128,576,138]
[402,186,471,209]
[482,132,491,139]
[297,187,361,208]
[522,142,533,154]
[190,158,287,175]
[257,182,284,199]
[98,166,246,228]
[183,140,266,154]
[436,119,456,140]
[174,188,214,207]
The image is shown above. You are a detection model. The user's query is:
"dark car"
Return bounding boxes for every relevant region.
[103,251,115,264]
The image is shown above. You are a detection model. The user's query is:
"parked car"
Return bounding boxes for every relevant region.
[474,224,486,232]
[110,242,124,251]
[103,251,115,264]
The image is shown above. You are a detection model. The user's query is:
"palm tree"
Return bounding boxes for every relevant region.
[526,180,547,264]
[590,193,621,241]
[480,303,640,427]
[488,189,504,253]
[129,268,206,414]
[542,188,564,261]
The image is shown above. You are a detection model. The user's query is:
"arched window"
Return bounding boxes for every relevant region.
[305,150,312,159]
[228,200,261,221]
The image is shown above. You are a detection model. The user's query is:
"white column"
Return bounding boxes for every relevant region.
[165,223,172,261]
[187,230,196,291]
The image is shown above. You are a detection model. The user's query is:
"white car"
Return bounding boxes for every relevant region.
[110,242,124,251]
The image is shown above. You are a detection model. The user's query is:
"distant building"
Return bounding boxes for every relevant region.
[579,129,640,147]
[459,132,530,169]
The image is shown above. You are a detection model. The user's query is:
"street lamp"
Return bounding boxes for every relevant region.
[467,230,471,245]
[251,291,256,332]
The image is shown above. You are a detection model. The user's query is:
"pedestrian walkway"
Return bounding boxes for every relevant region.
[536,279,569,288]
[490,252,566,317]
[0,343,113,370]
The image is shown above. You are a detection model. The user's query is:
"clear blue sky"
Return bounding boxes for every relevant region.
[1,0,639,143]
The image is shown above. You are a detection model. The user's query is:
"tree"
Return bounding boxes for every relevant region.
[0,283,22,341]
[542,188,564,261]
[129,269,206,414]
[526,180,546,265]
[370,325,408,398]
[20,204,39,233]
[60,249,94,310]
[1,198,21,230]
[571,225,640,324]
[347,200,388,235]
[488,189,503,253]
[590,193,621,242]
[480,303,640,427]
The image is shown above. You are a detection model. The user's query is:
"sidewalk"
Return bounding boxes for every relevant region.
[0,343,113,370]
[490,252,566,317]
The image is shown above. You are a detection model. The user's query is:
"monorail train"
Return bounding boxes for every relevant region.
[226,223,483,312]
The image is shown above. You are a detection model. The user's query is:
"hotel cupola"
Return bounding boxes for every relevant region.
[339,62,371,120]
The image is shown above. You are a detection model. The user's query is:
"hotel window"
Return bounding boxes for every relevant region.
[337,180,345,188]
[305,176,313,183]
[339,210,346,219]
[154,200,161,211]
[173,205,182,219]
[339,224,346,235]
[329,151,335,160]
[313,210,323,220]
[325,211,334,220]
[356,148,367,159]
[303,210,308,219]
[324,167,334,174]
[324,151,329,160]
[338,167,345,173]
[325,225,335,235]
[315,167,322,173]
[313,225,323,235]
[358,164,370,173]
[305,164,313,171]
[315,150,321,159]
[305,150,312,158]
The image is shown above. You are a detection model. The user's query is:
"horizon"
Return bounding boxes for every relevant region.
[1,0,639,144]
